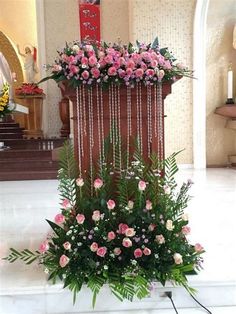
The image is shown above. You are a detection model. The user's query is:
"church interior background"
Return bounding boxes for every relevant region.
[0,0,236,313]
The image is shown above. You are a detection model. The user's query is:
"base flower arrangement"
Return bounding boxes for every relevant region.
[4,142,204,306]
[41,37,193,88]
[0,83,11,117]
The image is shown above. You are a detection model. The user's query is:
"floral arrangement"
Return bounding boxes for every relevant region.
[15,83,44,96]
[0,83,11,117]
[4,142,204,306]
[41,37,193,88]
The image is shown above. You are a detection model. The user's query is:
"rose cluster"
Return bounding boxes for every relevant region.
[48,38,192,87]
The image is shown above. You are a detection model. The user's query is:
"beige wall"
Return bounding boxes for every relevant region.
[0,0,38,80]
[206,0,236,165]
[129,0,196,164]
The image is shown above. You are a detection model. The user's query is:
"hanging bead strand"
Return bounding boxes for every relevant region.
[100,86,105,160]
[79,85,84,158]
[157,82,163,160]
[88,87,93,195]
[76,87,82,174]
[147,85,151,158]
[139,82,143,155]
[127,86,131,169]
[154,84,157,138]
[96,84,102,162]
[117,85,122,172]
[82,85,87,135]
[136,84,140,151]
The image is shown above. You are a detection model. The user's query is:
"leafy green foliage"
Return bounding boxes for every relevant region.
[4,142,204,307]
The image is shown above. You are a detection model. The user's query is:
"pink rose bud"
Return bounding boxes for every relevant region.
[59,254,70,268]
[76,214,85,224]
[96,246,107,257]
[146,200,152,210]
[54,213,65,225]
[107,199,116,210]
[108,66,117,76]
[143,247,151,256]
[113,247,121,255]
[125,228,136,237]
[194,243,204,253]
[118,223,129,234]
[122,237,132,248]
[94,178,103,189]
[63,241,71,250]
[173,253,183,265]
[89,56,97,67]
[39,240,49,253]
[135,68,144,78]
[92,210,101,222]
[91,68,100,79]
[155,234,165,244]
[61,198,71,209]
[182,226,191,235]
[107,231,116,241]
[90,242,98,252]
[138,180,146,191]
[76,177,84,187]
[134,248,143,258]
[148,223,156,231]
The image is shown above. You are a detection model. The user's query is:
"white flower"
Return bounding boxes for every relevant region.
[166,220,174,231]
[181,213,189,221]
[173,253,183,264]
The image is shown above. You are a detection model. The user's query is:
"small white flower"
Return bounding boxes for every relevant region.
[44,268,49,274]
[166,220,174,231]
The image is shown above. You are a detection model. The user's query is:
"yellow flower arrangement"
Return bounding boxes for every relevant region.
[0,83,11,117]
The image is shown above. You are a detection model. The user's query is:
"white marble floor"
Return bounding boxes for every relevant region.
[0,168,236,313]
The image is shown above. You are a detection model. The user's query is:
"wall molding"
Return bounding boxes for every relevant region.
[193,0,209,168]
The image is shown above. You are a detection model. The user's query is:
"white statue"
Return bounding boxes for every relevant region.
[233,24,236,50]
[17,45,38,83]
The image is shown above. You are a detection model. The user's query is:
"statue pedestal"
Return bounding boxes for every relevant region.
[15,95,45,139]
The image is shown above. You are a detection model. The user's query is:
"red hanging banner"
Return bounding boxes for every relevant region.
[79,0,101,42]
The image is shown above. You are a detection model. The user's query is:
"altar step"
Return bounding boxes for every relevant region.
[0,138,65,181]
[0,122,24,140]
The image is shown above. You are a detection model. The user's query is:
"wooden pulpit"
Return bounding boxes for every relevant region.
[59,81,176,173]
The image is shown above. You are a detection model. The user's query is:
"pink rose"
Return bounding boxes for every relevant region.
[91,68,100,79]
[122,237,132,248]
[92,210,101,222]
[96,246,107,257]
[126,68,133,76]
[151,60,158,68]
[135,68,144,78]
[155,234,165,244]
[173,253,183,265]
[138,180,146,191]
[63,241,71,250]
[146,200,152,210]
[107,199,116,210]
[90,242,98,252]
[52,64,62,72]
[69,65,79,74]
[108,66,117,76]
[82,70,89,80]
[59,254,70,268]
[54,213,65,224]
[182,226,191,235]
[163,60,172,70]
[81,56,88,65]
[194,243,204,253]
[113,247,121,255]
[118,69,126,78]
[127,60,135,69]
[94,178,103,189]
[134,248,143,258]
[76,177,84,187]
[145,69,155,77]
[61,198,71,209]
[141,62,147,71]
[89,56,97,67]
[148,223,156,231]
[143,247,151,256]
[157,69,165,81]
[127,200,134,209]
[39,240,49,253]
[125,228,136,237]
[118,223,129,234]
[76,214,85,224]
[104,55,113,64]
[107,231,116,241]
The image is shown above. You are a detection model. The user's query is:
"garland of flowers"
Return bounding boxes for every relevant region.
[4,141,204,307]
[15,83,44,96]
[41,37,193,88]
[0,83,11,118]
